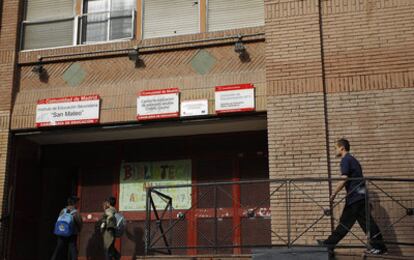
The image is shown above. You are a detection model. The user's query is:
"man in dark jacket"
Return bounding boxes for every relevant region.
[51,195,83,260]
[319,139,387,255]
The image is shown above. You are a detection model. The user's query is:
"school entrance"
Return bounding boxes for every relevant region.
[7,115,270,260]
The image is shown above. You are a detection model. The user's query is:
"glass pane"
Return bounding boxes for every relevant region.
[111,0,134,11]
[81,12,108,43]
[109,9,133,40]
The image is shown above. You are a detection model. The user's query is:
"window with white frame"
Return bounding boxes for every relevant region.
[81,0,135,44]
[207,0,264,32]
[22,0,75,50]
[143,0,199,39]
[21,0,135,50]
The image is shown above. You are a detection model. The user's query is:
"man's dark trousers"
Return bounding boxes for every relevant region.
[325,199,386,250]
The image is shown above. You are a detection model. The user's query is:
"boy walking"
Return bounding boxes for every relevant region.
[319,139,387,255]
[51,196,83,260]
[100,196,121,260]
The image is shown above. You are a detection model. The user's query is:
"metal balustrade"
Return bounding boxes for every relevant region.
[145,177,414,257]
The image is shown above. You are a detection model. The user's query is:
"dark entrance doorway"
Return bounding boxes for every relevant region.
[8,138,78,260]
[8,115,269,259]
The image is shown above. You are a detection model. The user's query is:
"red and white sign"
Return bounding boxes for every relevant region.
[215,84,255,113]
[36,95,100,127]
[137,88,180,120]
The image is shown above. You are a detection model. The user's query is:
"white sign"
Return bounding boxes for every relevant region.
[180,100,208,117]
[36,95,100,127]
[137,88,180,120]
[215,84,255,113]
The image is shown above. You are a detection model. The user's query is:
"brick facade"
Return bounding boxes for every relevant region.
[0,0,22,249]
[0,0,413,258]
[265,0,414,256]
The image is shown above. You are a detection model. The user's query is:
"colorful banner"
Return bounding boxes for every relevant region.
[119,160,192,211]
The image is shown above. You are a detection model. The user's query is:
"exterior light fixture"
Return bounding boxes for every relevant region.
[128,47,139,61]
[32,56,45,75]
[234,35,246,55]
[128,46,144,67]
[234,35,250,62]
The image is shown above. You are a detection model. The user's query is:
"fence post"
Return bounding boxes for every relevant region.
[214,185,218,254]
[286,180,291,248]
[145,187,151,255]
[365,179,371,251]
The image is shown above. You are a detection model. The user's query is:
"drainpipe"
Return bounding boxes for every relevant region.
[318,0,335,232]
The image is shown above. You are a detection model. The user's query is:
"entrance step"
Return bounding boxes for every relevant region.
[135,253,413,260]
[363,254,414,260]
[136,255,252,260]
[336,252,413,260]
[252,247,329,259]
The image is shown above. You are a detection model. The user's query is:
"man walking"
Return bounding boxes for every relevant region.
[319,139,387,255]
[100,196,121,260]
[51,195,83,260]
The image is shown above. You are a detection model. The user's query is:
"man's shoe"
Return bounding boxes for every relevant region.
[317,239,335,259]
[366,248,388,255]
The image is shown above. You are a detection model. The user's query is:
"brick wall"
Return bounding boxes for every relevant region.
[327,88,414,255]
[264,0,331,247]
[0,0,22,256]
[12,28,266,129]
[1,0,413,257]
[265,0,414,255]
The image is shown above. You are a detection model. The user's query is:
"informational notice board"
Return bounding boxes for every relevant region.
[119,160,192,211]
[215,84,255,113]
[136,88,180,120]
[35,95,100,127]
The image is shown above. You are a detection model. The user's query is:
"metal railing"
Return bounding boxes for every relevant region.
[21,9,135,50]
[145,177,414,256]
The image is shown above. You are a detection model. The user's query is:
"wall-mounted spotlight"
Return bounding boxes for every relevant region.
[32,56,45,75]
[32,55,49,82]
[234,35,246,55]
[234,35,250,62]
[128,46,144,68]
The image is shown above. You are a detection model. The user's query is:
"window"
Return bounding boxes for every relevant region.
[22,0,75,50]
[21,0,135,50]
[80,0,135,44]
[207,0,264,32]
[143,0,199,39]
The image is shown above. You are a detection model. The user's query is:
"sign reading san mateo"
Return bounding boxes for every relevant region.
[137,88,179,120]
[36,95,100,127]
[215,83,255,113]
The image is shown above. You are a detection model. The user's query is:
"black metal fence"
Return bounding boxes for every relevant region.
[145,177,414,256]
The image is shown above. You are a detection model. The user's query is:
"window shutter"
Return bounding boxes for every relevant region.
[23,20,74,50]
[207,0,264,32]
[25,0,74,20]
[143,0,199,39]
[23,0,74,49]
[110,0,135,40]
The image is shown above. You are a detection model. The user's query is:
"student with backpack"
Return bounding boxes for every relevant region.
[100,196,124,260]
[51,196,83,260]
